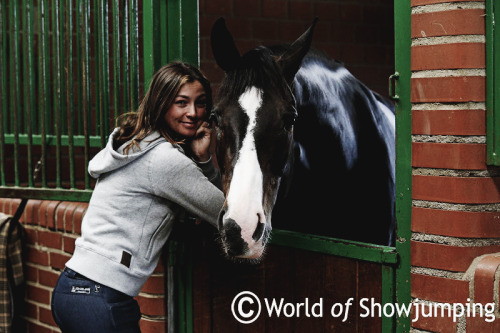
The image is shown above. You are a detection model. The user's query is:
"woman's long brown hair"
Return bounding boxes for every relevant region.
[115,62,212,154]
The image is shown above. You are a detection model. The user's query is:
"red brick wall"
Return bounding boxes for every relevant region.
[0,199,166,333]
[199,0,394,97]
[410,0,500,331]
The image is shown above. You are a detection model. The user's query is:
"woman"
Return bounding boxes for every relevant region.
[51,62,224,332]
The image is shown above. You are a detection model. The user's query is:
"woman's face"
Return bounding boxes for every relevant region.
[164,80,208,139]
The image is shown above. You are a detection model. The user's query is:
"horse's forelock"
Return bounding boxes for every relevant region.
[217,46,288,103]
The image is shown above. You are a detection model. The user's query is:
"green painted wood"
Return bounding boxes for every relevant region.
[270,229,398,265]
[0,187,92,202]
[486,0,500,165]
[394,0,412,331]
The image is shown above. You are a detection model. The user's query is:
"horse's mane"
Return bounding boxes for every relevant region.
[216,46,289,103]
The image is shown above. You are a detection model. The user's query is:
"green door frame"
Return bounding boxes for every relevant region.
[393,0,412,331]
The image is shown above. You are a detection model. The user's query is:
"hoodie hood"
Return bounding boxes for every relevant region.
[88,128,171,178]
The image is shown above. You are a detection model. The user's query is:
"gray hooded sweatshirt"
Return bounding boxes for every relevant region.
[66,128,224,296]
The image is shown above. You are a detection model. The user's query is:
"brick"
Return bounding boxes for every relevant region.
[412,142,486,170]
[412,109,485,135]
[28,285,50,304]
[28,247,49,266]
[252,19,279,41]
[411,241,500,272]
[141,275,166,294]
[411,303,458,333]
[25,301,38,320]
[234,0,260,18]
[39,269,60,288]
[473,254,500,304]
[467,315,500,332]
[411,273,469,303]
[63,235,76,254]
[413,175,500,204]
[412,9,485,38]
[38,230,62,250]
[262,0,288,18]
[412,305,458,333]
[412,43,485,71]
[40,306,57,326]
[205,0,232,16]
[72,203,88,234]
[38,201,60,229]
[25,228,38,244]
[139,318,167,333]
[314,2,339,21]
[289,2,313,20]
[50,252,71,270]
[25,265,38,283]
[55,201,73,231]
[27,322,58,333]
[339,3,363,23]
[411,76,485,103]
[23,199,43,225]
[412,207,500,238]
[136,295,166,317]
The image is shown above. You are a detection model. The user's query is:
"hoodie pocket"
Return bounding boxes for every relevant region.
[144,215,173,261]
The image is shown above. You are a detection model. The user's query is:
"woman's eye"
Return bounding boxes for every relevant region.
[175,100,187,106]
[196,101,207,108]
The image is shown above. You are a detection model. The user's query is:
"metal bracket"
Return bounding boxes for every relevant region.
[389,72,400,101]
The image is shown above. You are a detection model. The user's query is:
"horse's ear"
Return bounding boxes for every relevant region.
[211,18,241,72]
[278,18,318,84]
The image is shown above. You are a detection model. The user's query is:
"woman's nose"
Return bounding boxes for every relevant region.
[186,103,197,117]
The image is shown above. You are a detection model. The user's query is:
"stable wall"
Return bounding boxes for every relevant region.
[410,0,500,331]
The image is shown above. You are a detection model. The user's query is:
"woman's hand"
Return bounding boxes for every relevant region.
[190,121,212,162]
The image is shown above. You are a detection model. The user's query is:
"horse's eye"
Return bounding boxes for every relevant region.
[282,113,296,131]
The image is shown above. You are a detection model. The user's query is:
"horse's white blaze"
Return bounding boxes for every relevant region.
[225,86,265,248]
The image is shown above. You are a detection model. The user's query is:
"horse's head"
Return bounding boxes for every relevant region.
[210,18,317,260]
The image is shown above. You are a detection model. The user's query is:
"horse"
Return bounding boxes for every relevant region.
[210,18,395,260]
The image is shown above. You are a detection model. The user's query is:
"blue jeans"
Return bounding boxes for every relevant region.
[51,268,141,333]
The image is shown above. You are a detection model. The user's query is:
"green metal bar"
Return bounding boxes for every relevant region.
[122,0,130,114]
[93,0,100,139]
[39,0,50,187]
[10,0,20,186]
[142,0,161,84]
[97,0,108,146]
[81,0,91,189]
[53,0,62,188]
[76,1,83,135]
[112,0,120,123]
[486,0,500,165]
[129,0,139,109]
[0,0,6,185]
[0,187,92,202]
[66,0,75,188]
[270,229,398,264]
[23,0,35,187]
[394,0,412,331]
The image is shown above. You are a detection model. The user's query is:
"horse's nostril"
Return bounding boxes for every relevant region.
[252,222,265,241]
